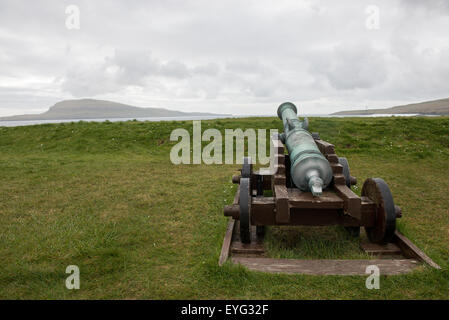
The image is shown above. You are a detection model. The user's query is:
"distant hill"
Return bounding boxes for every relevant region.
[0,99,229,121]
[332,98,449,115]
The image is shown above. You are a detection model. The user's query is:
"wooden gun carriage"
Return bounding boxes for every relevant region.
[224,133,402,244]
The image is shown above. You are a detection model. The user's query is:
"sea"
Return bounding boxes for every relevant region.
[0,113,437,127]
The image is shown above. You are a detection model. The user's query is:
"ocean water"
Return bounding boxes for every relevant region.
[0,113,436,127]
[0,115,234,127]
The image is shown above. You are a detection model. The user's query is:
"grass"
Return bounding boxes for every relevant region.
[0,116,448,299]
[265,226,373,260]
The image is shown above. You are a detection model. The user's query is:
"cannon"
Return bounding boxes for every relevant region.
[224,102,402,244]
[277,102,333,196]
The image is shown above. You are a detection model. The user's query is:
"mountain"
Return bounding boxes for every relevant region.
[332,98,449,116]
[0,99,230,121]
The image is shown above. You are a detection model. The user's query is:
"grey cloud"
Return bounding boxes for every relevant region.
[1,0,449,115]
[60,49,223,97]
[400,0,449,12]
[310,43,389,90]
[62,63,121,97]
[225,60,276,76]
[192,63,220,76]
[112,50,161,85]
[160,61,191,78]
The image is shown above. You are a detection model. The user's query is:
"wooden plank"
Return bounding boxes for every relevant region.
[288,188,344,209]
[252,197,275,212]
[231,257,420,275]
[330,163,343,174]
[333,184,361,220]
[274,185,289,209]
[231,225,265,255]
[274,185,290,223]
[252,196,275,206]
[218,218,235,266]
[252,197,276,225]
[272,174,286,186]
[360,242,402,256]
[289,209,360,226]
[315,140,335,155]
[231,244,265,255]
[394,231,441,269]
[333,174,346,185]
[326,154,339,164]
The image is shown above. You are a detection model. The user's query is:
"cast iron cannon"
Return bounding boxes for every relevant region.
[224,102,402,244]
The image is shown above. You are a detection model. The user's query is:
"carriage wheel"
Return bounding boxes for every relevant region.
[339,157,360,237]
[362,178,397,243]
[239,177,251,243]
[338,157,351,188]
[241,157,252,178]
[239,157,252,243]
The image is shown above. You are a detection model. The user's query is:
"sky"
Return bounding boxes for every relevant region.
[0,0,449,116]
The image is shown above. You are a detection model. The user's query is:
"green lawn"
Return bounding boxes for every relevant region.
[0,117,448,299]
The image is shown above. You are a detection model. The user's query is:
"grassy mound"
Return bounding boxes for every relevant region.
[0,116,448,299]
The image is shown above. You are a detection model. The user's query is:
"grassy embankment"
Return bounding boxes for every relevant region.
[0,116,448,299]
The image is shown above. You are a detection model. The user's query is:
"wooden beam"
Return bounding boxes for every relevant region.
[333,184,361,220]
[360,242,402,256]
[333,174,347,186]
[289,209,359,226]
[230,224,265,255]
[330,163,343,174]
[231,257,420,275]
[315,140,335,155]
[218,218,235,266]
[272,174,286,186]
[274,185,290,223]
[394,231,441,269]
[251,197,276,225]
[288,189,344,209]
[326,154,339,164]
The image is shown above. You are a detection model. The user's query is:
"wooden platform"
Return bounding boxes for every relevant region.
[219,218,441,275]
[360,242,403,257]
[231,257,420,275]
[231,226,265,255]
[287,189,344,209]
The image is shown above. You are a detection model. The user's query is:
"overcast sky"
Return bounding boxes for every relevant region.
[1,0,449,116]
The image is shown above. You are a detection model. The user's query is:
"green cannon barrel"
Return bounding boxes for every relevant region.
[277,102,332,196]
